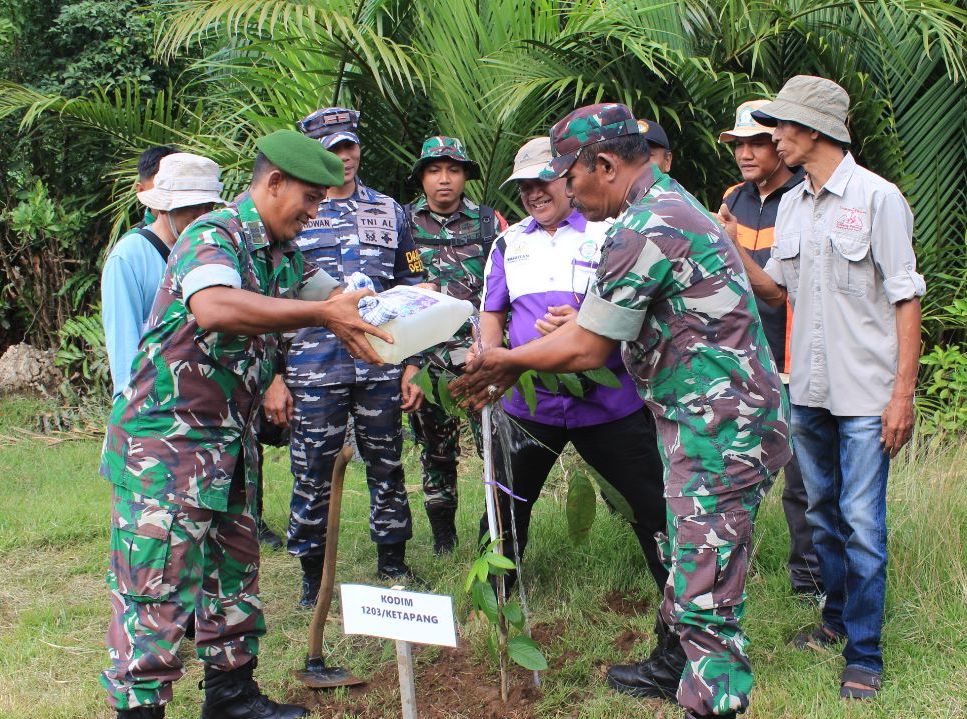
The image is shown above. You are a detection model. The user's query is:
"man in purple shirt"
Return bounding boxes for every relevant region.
[476,137,667,596]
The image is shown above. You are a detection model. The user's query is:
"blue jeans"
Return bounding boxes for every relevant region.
[791,405,890,674]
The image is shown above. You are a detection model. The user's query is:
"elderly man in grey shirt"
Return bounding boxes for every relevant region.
[731,75,925,701]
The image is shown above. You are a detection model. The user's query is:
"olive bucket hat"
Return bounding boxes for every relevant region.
[407,136,481,184]
[751,75,851,144]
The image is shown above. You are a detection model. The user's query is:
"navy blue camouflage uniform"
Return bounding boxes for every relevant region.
[283,179,425,557]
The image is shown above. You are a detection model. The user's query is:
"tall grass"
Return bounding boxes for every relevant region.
[0,395,964,718]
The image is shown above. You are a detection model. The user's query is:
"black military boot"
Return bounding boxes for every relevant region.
[200,659,308,719]
[684,713,736,719]
[117,707,164,719]
[633,615,674,674]
[376,542,420,584]
[257,519,283,550]
[605,618,687,700]
[298,554,324,609]
[426,504,458,554]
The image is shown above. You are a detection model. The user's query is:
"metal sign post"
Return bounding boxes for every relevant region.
[341,584,458,719]
[396,640,419,719]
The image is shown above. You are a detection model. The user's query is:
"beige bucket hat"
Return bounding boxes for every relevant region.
[136,153,225,211]
[751,75,851,144]
[501,137,553,187]
[719,100,775,142]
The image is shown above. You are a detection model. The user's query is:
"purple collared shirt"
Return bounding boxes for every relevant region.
[482,210,644,427]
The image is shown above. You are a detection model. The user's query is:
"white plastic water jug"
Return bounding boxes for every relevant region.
[365,285,474,364]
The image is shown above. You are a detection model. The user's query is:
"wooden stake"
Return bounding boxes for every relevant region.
[396,640,418,719]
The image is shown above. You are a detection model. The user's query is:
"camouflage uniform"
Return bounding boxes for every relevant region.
[408,192,501,509]
[99,193,318,709]
[284,178,424,556]
[577,166,791,714]
[544,104,791,716]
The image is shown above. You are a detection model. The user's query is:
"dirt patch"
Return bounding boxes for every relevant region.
[603,590,651,616]
[292,643,543,718]
[289,620,579,717]
[612,629,649,653]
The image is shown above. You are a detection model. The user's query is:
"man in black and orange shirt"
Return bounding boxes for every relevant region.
[716,100,823,598]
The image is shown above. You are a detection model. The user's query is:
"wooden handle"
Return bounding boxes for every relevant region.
[307,444,354,657]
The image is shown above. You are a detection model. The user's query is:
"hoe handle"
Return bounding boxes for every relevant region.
[307,443,354,657]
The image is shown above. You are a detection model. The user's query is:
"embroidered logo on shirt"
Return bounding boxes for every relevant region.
[577,238,598,261]
[835,207,867,232]
[506,237,530,263]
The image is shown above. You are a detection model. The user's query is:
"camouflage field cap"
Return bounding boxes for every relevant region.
[297,107,361,149]
[407,136,481,184]
[540,103,640,180]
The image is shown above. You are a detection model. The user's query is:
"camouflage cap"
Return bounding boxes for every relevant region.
[540,103,640,180]
[407,136,481,184]
[297,107,361,149]
[255,130,344,187]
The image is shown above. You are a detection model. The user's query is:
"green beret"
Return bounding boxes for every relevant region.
[255,129,344,187]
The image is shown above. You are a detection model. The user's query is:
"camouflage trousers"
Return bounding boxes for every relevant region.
[658,476,774,716]
[287,380,412,557]
[409,363,482,510]
[101,479,263,709]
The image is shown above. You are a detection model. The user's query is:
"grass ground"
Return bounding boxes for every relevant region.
[0,394,965,718]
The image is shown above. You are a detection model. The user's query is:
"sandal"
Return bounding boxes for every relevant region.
[791,624,843,651]
[840,666,881,699]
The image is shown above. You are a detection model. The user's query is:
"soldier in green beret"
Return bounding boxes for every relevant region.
[405,136,507,554]
[99,130,392,719]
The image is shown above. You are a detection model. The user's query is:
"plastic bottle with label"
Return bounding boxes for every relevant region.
[365,286,474,364]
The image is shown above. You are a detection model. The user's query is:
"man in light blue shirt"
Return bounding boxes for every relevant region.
[102,151,225,396]
[101,145,179,397]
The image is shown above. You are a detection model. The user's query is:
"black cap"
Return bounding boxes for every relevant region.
[636,118,670,149]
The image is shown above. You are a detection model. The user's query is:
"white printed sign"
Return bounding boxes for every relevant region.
[340,584,457,648]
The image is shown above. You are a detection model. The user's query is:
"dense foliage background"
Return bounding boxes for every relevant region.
[0,0,965,430]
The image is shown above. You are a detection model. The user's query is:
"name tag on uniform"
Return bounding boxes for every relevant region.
[357,209,398,248]
[303,216,335,231]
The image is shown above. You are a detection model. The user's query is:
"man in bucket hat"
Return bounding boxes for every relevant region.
[713,100,823,600]
[451,102,791,719]
[735,75,925,700]
[405,136,507,555]
[99,129,393,719]
[472,135,668,597]
[266,107,427,599]
[101,147,187,398]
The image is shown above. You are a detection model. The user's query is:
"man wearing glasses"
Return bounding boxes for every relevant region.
[473,136,667,597]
